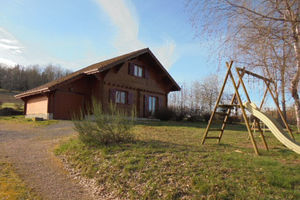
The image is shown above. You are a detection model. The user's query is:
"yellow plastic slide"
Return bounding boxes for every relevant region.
[244,102,300,154]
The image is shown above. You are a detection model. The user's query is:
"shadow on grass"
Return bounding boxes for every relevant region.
[86,138,236,157]
[135,120,248,131]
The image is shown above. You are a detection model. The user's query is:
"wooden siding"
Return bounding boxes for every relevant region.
[24,54,172,119]
[98,57,168,118]
[52,77,92,119]
[52,90,85,119]
[26,95,48,115]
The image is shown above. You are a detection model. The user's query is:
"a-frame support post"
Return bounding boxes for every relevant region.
[259,84,269,109]
[236,68,268,151]
[263,79,295,140]
[251,81,269,138]
[227,63,260,155]
[202,61,263,155]
[201,61,233,144]
[217,69,246,144]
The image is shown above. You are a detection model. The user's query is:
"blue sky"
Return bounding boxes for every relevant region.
[0,0,222,83]
[0,0,291,108]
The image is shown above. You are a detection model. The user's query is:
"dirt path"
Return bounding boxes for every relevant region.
[0,121,94,200]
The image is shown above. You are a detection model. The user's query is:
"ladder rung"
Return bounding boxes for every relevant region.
[205,137,220,139]
[218,104,240,108]
[209,128,223,131]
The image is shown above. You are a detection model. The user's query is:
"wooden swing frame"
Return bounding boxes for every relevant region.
[201,61,294,155]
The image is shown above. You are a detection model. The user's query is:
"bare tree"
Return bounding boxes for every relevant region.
[0,64,71,92]
[187,0,300,131]
[168,76,220,116]
[191,80,202,113]
[199,75,220,112]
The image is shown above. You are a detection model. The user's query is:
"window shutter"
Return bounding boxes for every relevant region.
[158,96,163,108]
[144,69,149,79]
[110,89,116,103]
[128,63,134,75]
[128,92,134,105]
[144,95,149,116]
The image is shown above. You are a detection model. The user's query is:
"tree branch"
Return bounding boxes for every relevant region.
[225,0,300,22]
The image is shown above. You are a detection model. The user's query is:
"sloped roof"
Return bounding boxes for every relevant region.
[15,48,180,98]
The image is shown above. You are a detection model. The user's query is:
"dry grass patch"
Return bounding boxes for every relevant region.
[56,121,300,199]
[0,115,58,126]
[0,159,40,199]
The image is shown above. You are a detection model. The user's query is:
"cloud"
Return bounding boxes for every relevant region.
[95,0,144,53]
[0,28,24,66]
[0,27,82,69]
[95,0,178,69]
[153,40,178,69]
[1,1,179,70]
[0,28,24,53]
[0,29,23,49]
[0,57,17,66]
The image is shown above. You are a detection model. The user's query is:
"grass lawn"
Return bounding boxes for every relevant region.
[1,102,23,110]
[0,159,40,200]
[0,115,58,126]
[0,89,23,104]
[55,121,300,199]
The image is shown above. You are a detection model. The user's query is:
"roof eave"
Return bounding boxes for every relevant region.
[15,88,51,99]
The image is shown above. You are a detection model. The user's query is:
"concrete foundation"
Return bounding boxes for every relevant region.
[25,113,53,120]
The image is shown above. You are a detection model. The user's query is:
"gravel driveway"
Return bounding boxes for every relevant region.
[0,121,94,200]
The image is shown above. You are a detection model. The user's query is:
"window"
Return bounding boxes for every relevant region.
[148,96,157,113]
[115,90,127,104]
[134,64,143,77]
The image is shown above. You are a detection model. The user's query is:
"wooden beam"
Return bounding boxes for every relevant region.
[236,68,268,151]
[259,85,269,109]
[218,68,246,143]
[228,64,260,155]
[236,67,273,83]
[263,79,295,140]
[201,61,233,145]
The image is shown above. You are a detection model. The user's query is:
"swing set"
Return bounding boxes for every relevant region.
[202,61,297,155]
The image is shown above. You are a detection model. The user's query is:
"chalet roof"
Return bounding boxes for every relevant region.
[15,48,180,98]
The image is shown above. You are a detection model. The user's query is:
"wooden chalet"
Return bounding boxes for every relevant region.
[15,48,180,120]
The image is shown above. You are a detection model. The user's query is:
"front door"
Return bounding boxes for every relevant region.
[144,95,157,117]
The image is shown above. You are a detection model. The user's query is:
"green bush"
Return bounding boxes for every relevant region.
[202,112,211,122]
[15,103,23,111]
[187,114,202,122]
[154,108,175,121]
[227,115,241,124]
[175,113,185,121]
[73,100,135,145]
[0,108,23,116]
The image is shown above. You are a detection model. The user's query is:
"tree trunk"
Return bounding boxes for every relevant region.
[290,24,300,132]
[273,82,281,120]
[281,66,287,122]
[281,93,287,121]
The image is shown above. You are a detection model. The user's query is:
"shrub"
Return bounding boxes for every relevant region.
[175,113,185,121]
[154,108,175,121]
[73,100,135,145]
[15,103,23,111]
[227,115,241,124]
[202,112,211,122]
[187,114,202,122]
[0,108,23,116]
[168,106,185,121]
